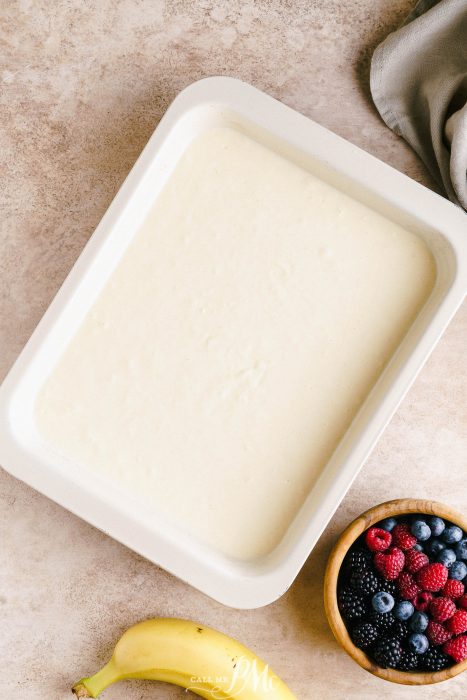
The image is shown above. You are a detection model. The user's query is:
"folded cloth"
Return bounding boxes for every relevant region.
[370,0,467,210]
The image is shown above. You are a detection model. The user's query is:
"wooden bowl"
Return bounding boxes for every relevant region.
[324,498,467,685]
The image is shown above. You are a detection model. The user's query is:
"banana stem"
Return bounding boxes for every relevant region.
[72,660,118,698]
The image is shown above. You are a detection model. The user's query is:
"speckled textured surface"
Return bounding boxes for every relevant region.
[0,1,466,698]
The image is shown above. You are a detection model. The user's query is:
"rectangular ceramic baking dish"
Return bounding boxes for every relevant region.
[0,77,465,608]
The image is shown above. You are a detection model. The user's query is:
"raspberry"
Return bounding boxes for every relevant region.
[412,591,433,612]
[404,548,429,574]
[420,647,451,672]
[373,637,402,668]
[416,563,448,592]
[459,594,467,610]
[374,547,405,581]
[365,527,392,552]
[429,597,456,622]
[392,523,417,551]
[446,609,467,635]
[426,621,452,646]
[443,579,465,600]
[398,572,421,600]
[443,635,467,664]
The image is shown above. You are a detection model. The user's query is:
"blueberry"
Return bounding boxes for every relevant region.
[449,561,467,581]
[413,543,424,552]
[411,520,431,541]
[428,516,445,537]
[455,538,467,561]
[426,538,446,556]
[443,525,463,544]
[437,549,456,568]
[410,611,429,633]
[394,600,414,621]
[408,633,429,655]
[378,517,397,532]
[372,591,395,614]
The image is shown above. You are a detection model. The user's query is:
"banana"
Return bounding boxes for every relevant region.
[72,617,297,699]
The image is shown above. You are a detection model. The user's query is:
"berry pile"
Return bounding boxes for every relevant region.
[338,514,467,672]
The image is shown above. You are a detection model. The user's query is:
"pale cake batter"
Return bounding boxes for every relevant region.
[35,127,436,560]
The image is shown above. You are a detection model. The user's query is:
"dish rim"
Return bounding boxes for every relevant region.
[0,77,466,608]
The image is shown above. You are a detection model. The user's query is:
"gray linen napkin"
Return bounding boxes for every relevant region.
[370,0,467,210]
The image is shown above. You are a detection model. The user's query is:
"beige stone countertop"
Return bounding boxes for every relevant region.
[1,1,466,698]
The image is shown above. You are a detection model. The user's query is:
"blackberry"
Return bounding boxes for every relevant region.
[397,650,419,671]
[373,637,402,668]
[345,548,372,576]
[338,587,366,621]
[392,620,410,640]
[350,569,379,596]
[368,611,396,633]
[420,647,451,672]
[351,622,379,650]
[377,579,397,598]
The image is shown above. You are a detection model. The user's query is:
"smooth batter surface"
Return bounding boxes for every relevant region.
[35,127,435,560]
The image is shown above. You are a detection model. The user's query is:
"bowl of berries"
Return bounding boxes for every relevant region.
[324,499,467,684]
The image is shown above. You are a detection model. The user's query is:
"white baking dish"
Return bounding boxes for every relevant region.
[0,77,465,608]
